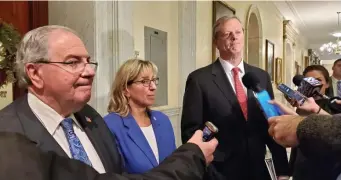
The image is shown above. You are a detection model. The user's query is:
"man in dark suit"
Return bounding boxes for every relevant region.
[326,58,341,97]
[181,16,289,180]
[0,131,218,180]
[0,25,122,174]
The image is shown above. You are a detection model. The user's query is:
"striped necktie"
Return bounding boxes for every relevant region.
[232,67,248,119]
[337,80,341,97]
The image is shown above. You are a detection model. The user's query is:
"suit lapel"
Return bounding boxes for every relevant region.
[244,63,257,120]
[74,112,110,171]
[123,114,158,167]
[150,112,165,162]
[211,59,246,120]
[16,95,66,157]
[212,59,239,104]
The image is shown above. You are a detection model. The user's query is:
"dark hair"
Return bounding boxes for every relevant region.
[333,58,341,67]
[303,65,330,84]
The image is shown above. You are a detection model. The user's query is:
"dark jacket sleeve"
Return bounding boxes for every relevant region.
[297,114,341,162]
[181,73,204,143]
[0,132,206,180]
[264,72,290,176]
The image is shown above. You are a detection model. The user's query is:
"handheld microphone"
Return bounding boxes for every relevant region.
[242,72,281,119]
[292,75,329,99]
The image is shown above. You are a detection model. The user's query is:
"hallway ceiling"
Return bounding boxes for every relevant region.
[274,1,341,60]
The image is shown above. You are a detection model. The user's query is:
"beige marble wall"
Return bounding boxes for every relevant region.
[48,1,95,58]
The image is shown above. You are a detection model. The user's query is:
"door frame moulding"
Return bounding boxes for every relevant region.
[245,4,263,68]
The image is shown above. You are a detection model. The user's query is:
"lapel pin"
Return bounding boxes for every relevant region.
[86,117,92,123]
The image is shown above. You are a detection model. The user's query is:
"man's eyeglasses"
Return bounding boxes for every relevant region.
[128,77,159,87]
[34,60,98,73]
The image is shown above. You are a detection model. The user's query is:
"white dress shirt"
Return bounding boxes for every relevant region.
[331,76,339,97]
[27,93,105,173]
[140,125,159,164]
[219,57,247,94]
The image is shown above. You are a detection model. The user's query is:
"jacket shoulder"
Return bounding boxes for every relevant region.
[0,99,26,133]
[103,113,124,130]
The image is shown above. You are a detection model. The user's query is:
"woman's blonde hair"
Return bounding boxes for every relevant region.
[107,58,158,117]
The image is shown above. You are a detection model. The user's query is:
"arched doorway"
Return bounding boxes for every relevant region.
[247,13,260,67]
[245,5,262,68]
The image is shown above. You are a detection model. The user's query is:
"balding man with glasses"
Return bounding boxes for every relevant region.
[0,25,120,174]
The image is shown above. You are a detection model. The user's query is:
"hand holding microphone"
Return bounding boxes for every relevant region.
[187,130,218,165]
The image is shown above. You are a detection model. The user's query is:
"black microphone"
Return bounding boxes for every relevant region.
[242,72,281,118]
[242,72,262,92]
[292,75,329,99]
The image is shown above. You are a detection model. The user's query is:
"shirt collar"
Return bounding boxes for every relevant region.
[331,76,340,83]
[27,93,82,135]
[219,57,245,74]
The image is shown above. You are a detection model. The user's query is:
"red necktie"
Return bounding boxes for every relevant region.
[232,67,248,120]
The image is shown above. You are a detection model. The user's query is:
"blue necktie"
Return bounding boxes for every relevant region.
[61,118,92,166]
[337,81,341,97]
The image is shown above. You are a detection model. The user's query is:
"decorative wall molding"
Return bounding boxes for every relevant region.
[178,1,196,107]
[270,1,285,23]
[285,1,306,29]
[283,20,299,43]
[283,20,298,88]
[93,1,114,115]
[93,1,134,115]
[245,4,263,68]
[160,107,181,117]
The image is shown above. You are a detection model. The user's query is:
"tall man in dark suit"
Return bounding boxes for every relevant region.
[327,58,341,97]
[181,16,289,180]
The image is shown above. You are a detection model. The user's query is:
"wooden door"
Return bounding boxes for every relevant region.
[0,1,48,100]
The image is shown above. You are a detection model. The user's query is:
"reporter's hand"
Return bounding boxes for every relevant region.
[335,99,341,105]
[268,100,297,115]
[284,94,298,107]
[297,97,320,113]
[268,115,304,147]
[187,130,218,165]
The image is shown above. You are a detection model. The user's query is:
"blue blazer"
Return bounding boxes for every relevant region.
[104,110,176,174]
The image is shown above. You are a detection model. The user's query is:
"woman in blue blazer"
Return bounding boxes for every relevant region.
[104,59,176,174]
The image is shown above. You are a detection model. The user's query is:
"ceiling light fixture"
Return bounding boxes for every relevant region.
[320,12,341,54]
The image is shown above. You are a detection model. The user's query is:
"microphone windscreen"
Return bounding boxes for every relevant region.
[293,75,304,86]
[242,72,260,92]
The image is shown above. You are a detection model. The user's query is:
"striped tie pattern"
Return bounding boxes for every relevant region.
[232,67,248,120]
[337,80,341,97]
